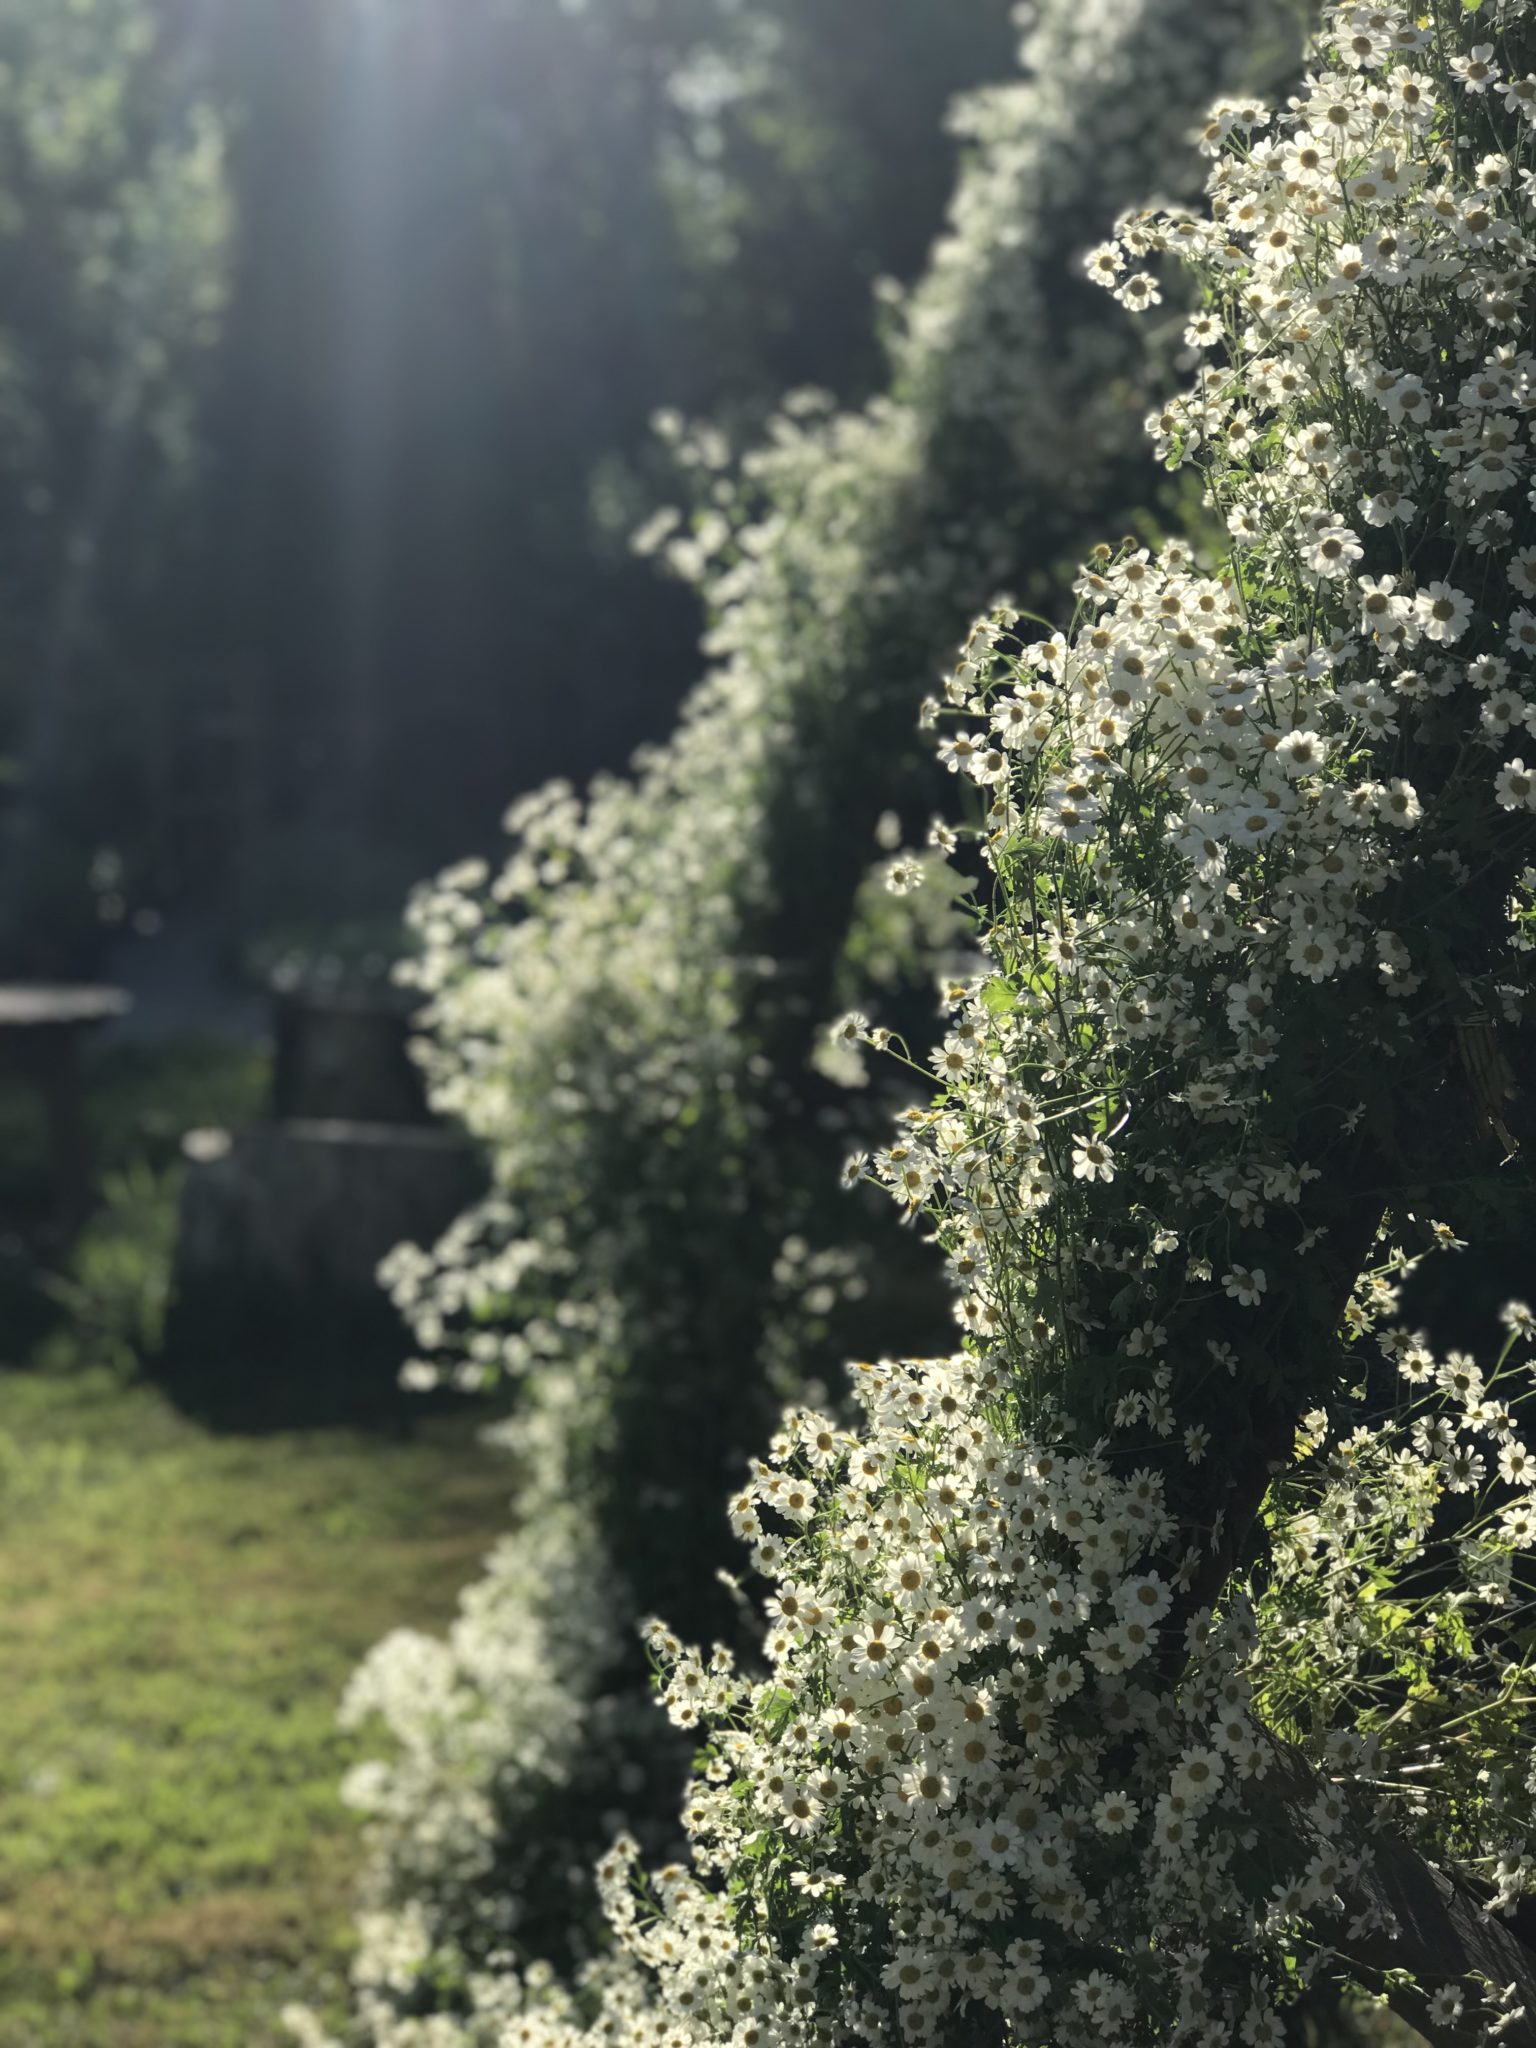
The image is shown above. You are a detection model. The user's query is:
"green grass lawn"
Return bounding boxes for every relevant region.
[0,1368,513,2048]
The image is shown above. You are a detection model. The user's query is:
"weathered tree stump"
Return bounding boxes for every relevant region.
[161,1119,483,1425]
[270,989,429,1126]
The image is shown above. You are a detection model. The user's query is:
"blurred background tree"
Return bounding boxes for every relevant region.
[0,0,228,972]
[0,0,1017,977]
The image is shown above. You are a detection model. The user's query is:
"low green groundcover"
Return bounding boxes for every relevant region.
[0,1369,511,2048]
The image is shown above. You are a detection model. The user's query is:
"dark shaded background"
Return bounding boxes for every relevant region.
[0,0,1016,978]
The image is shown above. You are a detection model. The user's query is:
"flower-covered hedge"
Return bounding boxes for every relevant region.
[326,0,1292,2031]
[300,0,1536,2040]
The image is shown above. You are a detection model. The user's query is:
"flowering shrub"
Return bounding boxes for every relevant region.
[297,0,1536,2040]
[328,0,1284,2022]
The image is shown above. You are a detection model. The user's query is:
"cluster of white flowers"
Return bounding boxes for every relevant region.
[310,1311,1536,2048]
[868,12,1536,1327]
[619,1355,1365,2048]
[327,0,1281,2028]
[830,0,1536,2024]
[853,0,1536,1391]
[296,3,1536,2043]
[494,1319,1535,2048]
[336,1356,628,1963]
[383,0,1283,1401]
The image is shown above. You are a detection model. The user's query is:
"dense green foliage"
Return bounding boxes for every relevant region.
[317,3,1536,2042]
